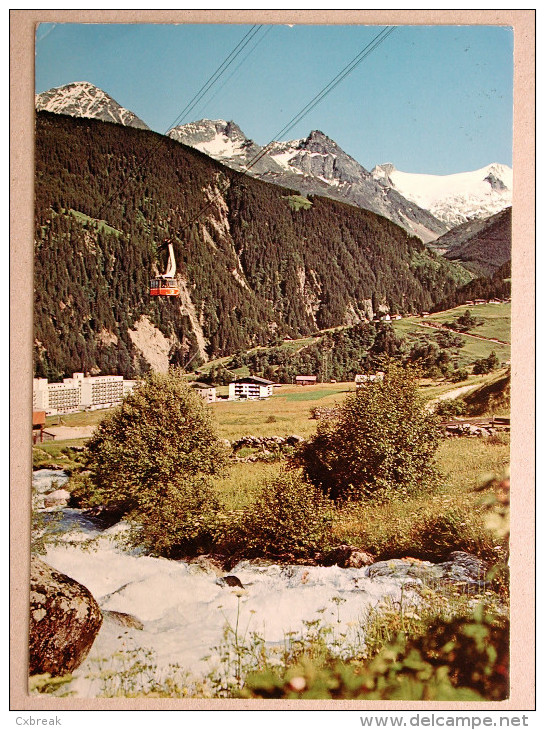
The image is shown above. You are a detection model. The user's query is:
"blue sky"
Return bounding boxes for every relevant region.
[35,22,513,175]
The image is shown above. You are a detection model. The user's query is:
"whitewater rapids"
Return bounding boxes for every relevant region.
[34,470,411,698]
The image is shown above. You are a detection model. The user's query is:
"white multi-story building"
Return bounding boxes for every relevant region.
[228,377,274,400]
[32,372,138,415]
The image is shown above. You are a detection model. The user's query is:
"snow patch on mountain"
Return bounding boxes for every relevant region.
[371,163,512,226]
[35,81,150,130]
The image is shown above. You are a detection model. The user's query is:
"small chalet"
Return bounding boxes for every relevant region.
[295,375,317,386]
[32,411,46,444]
[191,382,217,403]
[355,372,385,388]
[228,377,275,400]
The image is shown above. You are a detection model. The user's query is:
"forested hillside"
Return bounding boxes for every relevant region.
[34,111,471,380]
[440,207,512,277]
[431,261,511,313]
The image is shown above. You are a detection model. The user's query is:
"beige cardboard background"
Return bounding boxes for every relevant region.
[10,8,535,712]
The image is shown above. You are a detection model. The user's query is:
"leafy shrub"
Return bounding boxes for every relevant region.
[473,350,499,375]
[128,474,220,558]
[239,606,508,701]
[435,399,466,418]
[330,496,501,565]
[294,364,441,502]
[407,605,509,700]
[216,471,333,560]
[79,370,228,555]
[450,367,469,383]
[405,507,497,562]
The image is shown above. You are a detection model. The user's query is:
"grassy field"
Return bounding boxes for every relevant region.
[424,302,511,342]
[33,373,510,570]
[211,382,356,440]
[392,303,511,367]
[45,410,110,428]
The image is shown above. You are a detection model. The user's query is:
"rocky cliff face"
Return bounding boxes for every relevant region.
[35,81,150,130]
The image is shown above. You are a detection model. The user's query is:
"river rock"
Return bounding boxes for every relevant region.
[102,609,144,630]
[367,558,444,583]
[29,555,103,676]
[43,489,71,508]
[216,575,245,589]
[366,551,489,588]
[321,544,375,569]
[440,551,489,585]
[187,554,226,577]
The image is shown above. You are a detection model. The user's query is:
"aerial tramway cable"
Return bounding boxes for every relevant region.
[92,24,396,299]
[181,25,397,232]
[164,24,265,132]
[95,24,265,223]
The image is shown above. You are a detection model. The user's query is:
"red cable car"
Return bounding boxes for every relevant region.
[150,240,180,297]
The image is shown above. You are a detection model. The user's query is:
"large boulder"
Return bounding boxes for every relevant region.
[366,551,489,589]
[43,489,71,508]
[29,556,103,676]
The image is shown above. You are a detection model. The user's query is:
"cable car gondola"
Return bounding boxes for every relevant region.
[150,239,180,297]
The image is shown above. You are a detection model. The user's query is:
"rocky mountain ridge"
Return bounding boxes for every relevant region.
[35,81,150,130]
[168,120,449,243]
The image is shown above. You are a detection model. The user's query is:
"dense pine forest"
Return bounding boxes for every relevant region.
[431,261,511,313]
[34,111,472,380]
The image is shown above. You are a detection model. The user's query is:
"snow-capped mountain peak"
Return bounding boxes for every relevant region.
[371,162,512,226]
[168,120,448,241]
[35,81,150,130]
[168,119,253,159]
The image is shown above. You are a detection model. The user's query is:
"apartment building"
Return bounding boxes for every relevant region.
[32,372,137,415]
[228,376,274,400]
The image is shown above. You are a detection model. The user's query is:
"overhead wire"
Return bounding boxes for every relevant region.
[164,24,265,132]
[95,24,265,220]
[190,25,274,121]
[181,25,396,233]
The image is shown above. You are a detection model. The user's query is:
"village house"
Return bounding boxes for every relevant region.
[190,382,217,403]
[355,372,385,388]
[228,376,275,400]
[295,375,317,386]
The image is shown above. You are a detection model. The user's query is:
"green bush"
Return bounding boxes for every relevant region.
[80,370,228,555]
[405,507,497,562]
[450,367,469,383]
[435,399,466,418]
[129,474,219,558]
[216,471,333,560]
[239,606,508,701]
[294,364,441,502]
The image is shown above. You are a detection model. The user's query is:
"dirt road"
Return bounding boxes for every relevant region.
[45,426,96,440]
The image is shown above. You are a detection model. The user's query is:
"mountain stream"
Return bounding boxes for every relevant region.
[33,470,417,698]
